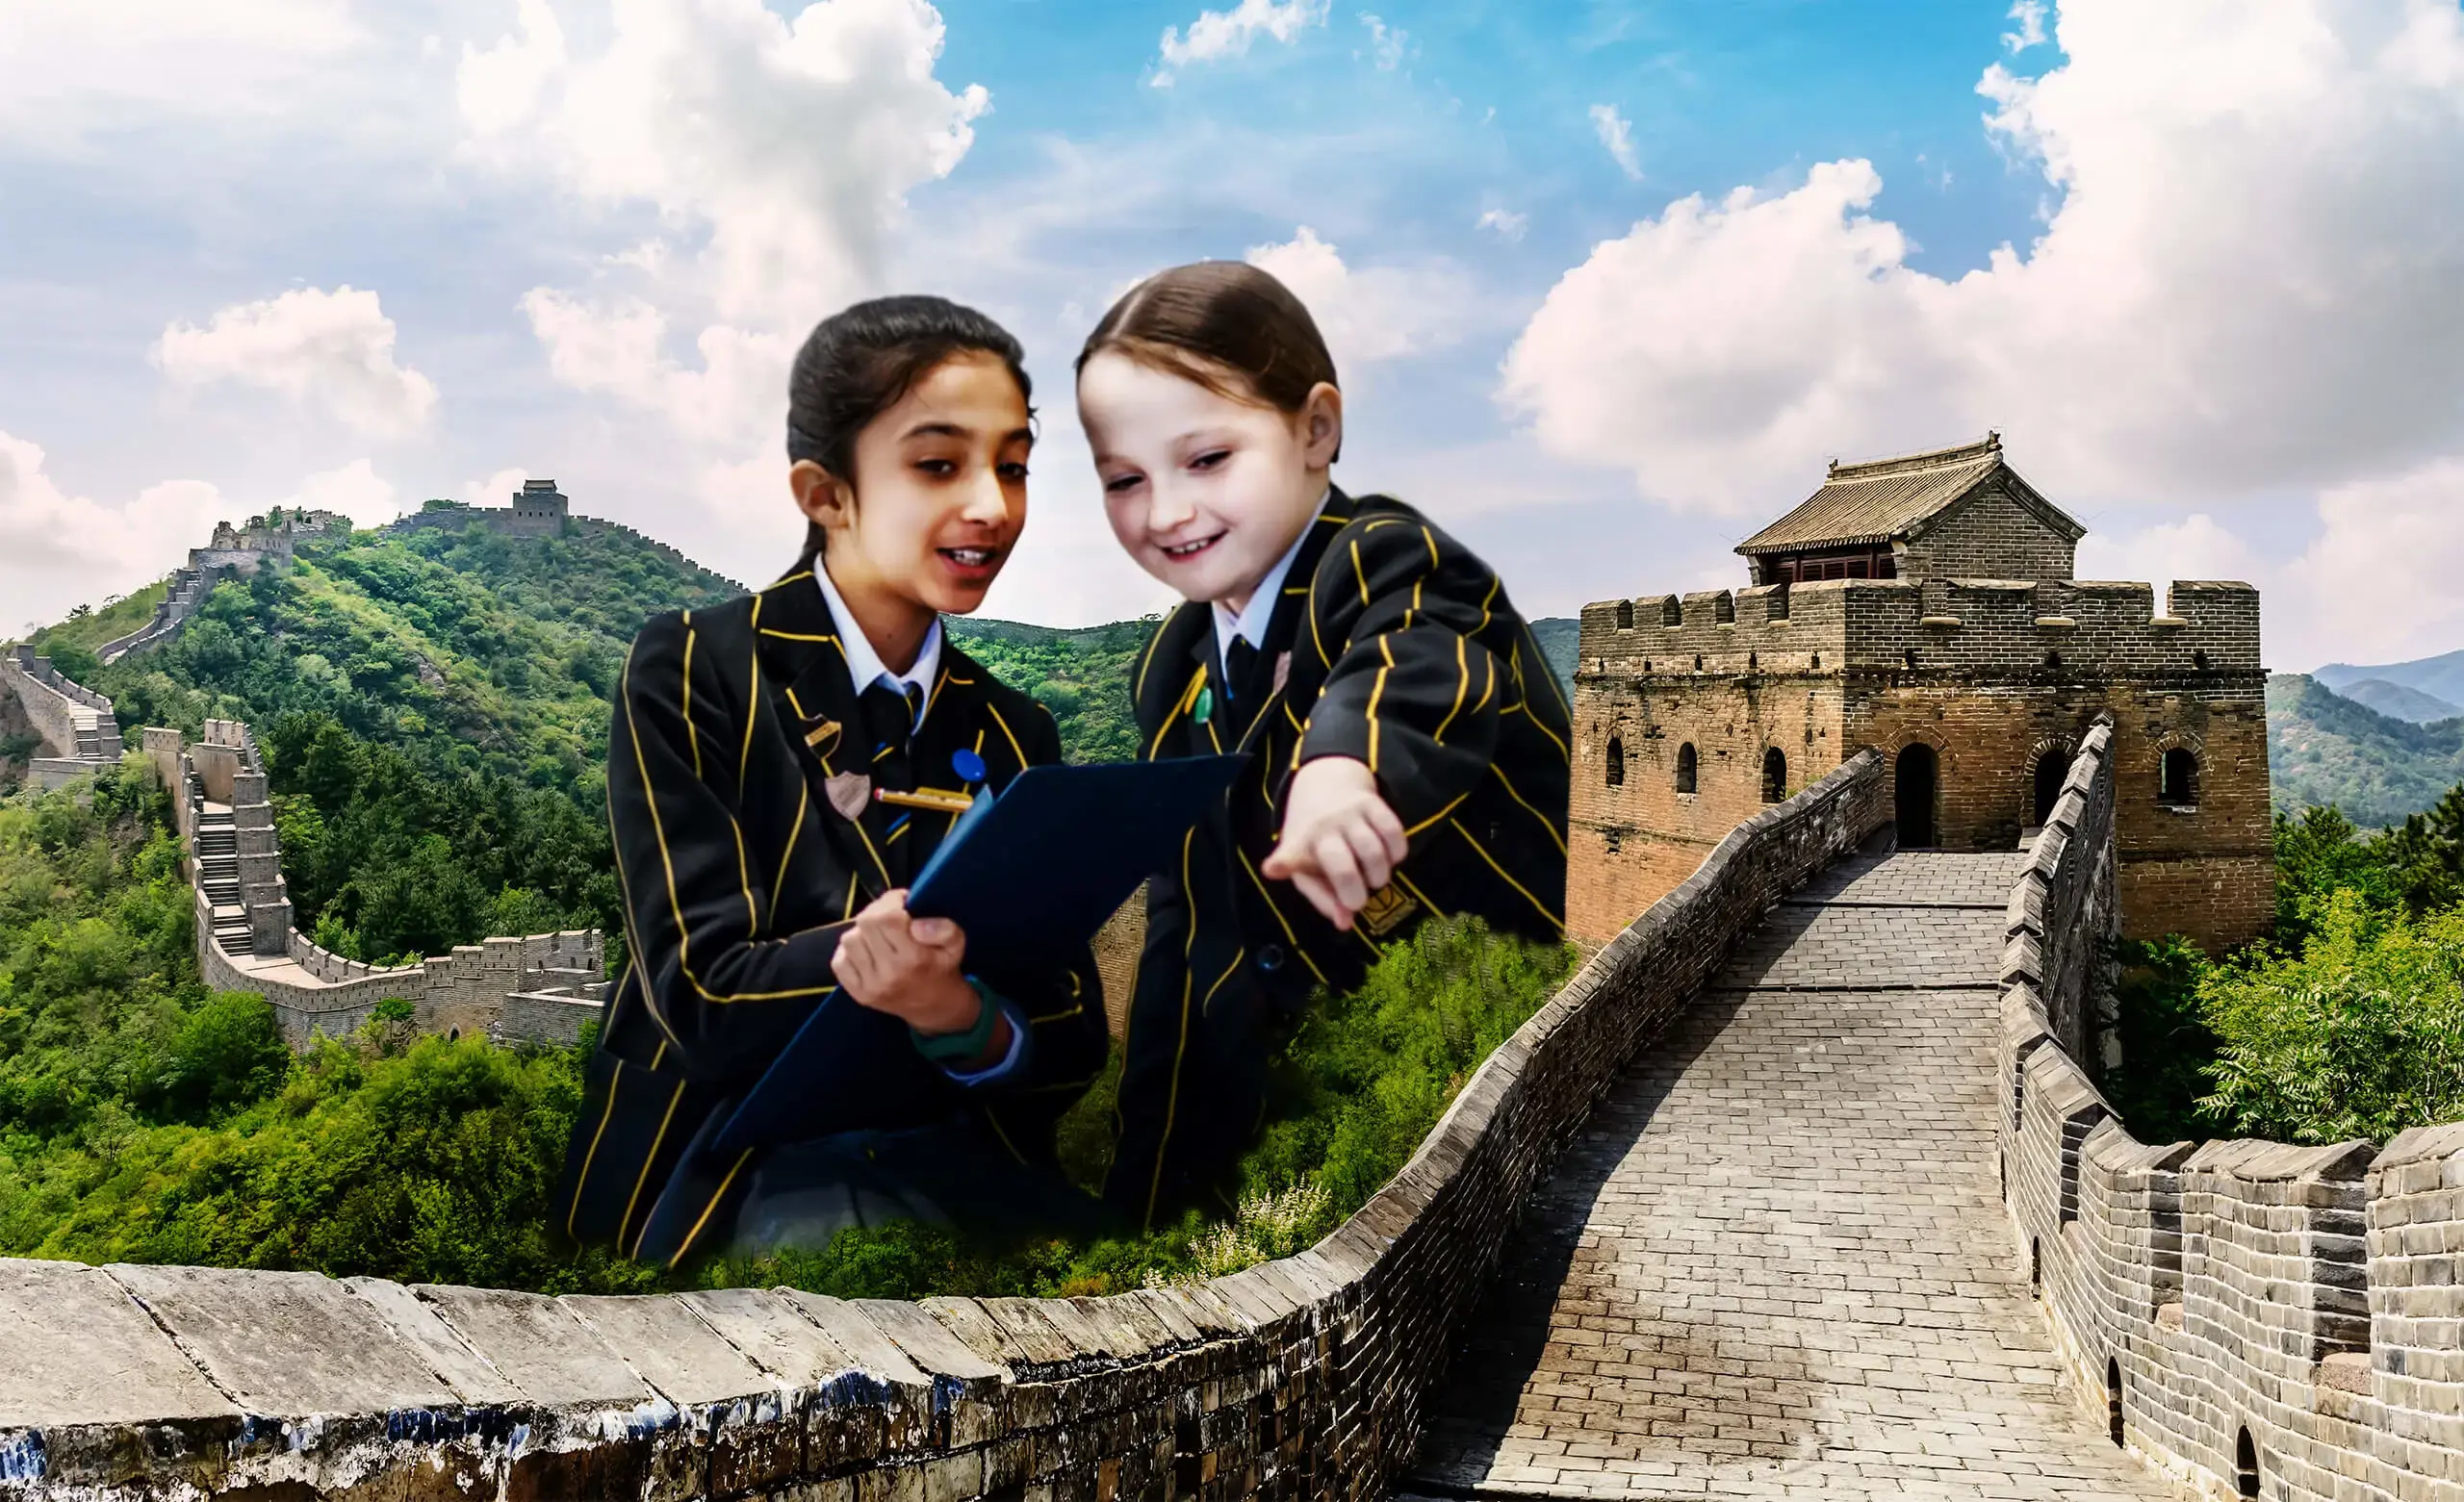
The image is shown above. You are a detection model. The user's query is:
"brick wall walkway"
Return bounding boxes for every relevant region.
[1402,849,2173,1500]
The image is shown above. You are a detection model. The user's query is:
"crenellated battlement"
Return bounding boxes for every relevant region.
[1577,577,2262,682]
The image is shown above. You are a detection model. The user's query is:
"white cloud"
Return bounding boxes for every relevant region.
[2076,511,2268,593]
[2003,0,2049,52]
[1503,0,2464,517]
[0,0,362,147]
[2285,457,2464,667]
[155,287,439,439]
[1476,207,1529,242]
[458,467,534,510]
[1358,13,1406,70]
[518,290,791,449]
[283,458,406,529]
[1152,0,1329,86]
[1589,103,1643,180]
[1245,226,1471,371]
[465,0,988,446]
[0,433,218,632]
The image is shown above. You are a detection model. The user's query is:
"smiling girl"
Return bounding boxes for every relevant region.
[1076,262,1573,1229]
[556,296,1106,1266]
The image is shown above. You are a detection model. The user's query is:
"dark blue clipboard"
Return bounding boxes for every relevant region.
[710,753,1250,1156]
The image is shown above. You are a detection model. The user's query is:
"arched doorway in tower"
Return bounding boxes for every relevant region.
[2033,746,2072,826]
[1896,744,1938,848]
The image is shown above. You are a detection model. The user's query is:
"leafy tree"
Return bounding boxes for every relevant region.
[2198,891,2464,1143]
[153,993,291,1122]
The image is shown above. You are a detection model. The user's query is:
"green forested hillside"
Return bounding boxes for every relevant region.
[16,522,1154,964]
[2268,673,2464,828]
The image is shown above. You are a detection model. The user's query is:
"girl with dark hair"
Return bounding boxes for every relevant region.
[1076,261,1573,1230]
[555,295,1107,1265]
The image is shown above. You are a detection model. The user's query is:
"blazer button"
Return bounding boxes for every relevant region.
[1257,944,1286,973]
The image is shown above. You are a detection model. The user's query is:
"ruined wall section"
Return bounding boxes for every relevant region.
[2001,723,2464,1502]
[98,564,230,664]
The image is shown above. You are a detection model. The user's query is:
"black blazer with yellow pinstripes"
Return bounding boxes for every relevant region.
[1105,489,1572,1228]
[553,568,1107,1265]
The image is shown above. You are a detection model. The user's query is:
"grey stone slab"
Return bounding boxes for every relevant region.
[0,1259,238,1428]
[106,1263,458,1416]
[412,1284,654,1409]
[677,1287,864,1388]
[342,1276,522,1407]
[562,1294,776,1406]
[775,1291,946,1387]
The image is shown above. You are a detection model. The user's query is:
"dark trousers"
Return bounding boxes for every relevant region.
[727,1116,1103,1255]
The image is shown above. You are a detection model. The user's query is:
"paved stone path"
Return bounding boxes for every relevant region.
[1401,849,2172,1501]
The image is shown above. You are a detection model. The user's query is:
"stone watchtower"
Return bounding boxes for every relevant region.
[507,478,569,537]
[1567,434,2272,955]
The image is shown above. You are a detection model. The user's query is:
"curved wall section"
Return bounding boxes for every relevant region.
[0,754,1893,1500]
[2001,720,2464,1501]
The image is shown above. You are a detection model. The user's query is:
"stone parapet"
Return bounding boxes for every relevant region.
[2001,717,2464,1501]
[1578,576,2261,684]
[0,751,1895,1499]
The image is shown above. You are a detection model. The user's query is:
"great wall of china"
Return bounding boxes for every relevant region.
[6,461,2464,1500]
[1,492,617,1051]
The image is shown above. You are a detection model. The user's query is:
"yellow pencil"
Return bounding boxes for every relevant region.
[873,787,976,815]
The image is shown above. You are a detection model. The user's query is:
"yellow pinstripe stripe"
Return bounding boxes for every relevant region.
[1403,790,1470,838]
[1492,763,1568,855]
[1477,574,1499,632]
[773,778,808,895]
[1432,635,1469,746]
[1422,524,1440,571]
[1132,615,1171,702]
[1450,816,1563,932]
[622,1079,686,1257]
[668,1148,754,1268]
[565,1056,624,1237]
[1140,827,1201,1228]
[1198,946,1244,1017]
[770,570,815,588]
[983,1110,1029,1167]
[1149,667,1206,758]
[1237,849,1331,986]
[681,621,701,778]
[1349,540,1371,605]
[1366,636,1394,773]
[1308,575,1331,667]
[740,596,763,784]
[886,821,910,844]
[757,628,838,644]
[985,701,1029,766]
[603,752,683,1054]
[1026,1002,1084,1025]
[621,652,832,1005]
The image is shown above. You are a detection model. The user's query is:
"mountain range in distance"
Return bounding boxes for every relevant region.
[2311,649,2464,723]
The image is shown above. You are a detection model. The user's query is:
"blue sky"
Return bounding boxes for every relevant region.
[3,0,2461,670]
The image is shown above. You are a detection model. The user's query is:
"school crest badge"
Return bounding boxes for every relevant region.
[1359,882,1419,937]
[825,772,871,821]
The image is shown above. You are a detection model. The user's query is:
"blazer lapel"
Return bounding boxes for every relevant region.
[751,569,894,897]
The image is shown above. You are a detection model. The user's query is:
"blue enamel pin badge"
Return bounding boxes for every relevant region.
[951,748,987,784]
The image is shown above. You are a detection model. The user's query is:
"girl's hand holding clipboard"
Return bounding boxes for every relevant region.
[832,891,1006,1063]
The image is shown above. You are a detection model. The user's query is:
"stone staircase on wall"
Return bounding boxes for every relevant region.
[149,719,608,1053]
[1,645,125,791]
[189,806,252,956]
[97,563,226,665]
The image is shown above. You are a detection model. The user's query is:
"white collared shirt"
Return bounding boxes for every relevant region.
[816,562,941,731]
[1213,487,1330,688]
[813,561,1022,1083]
